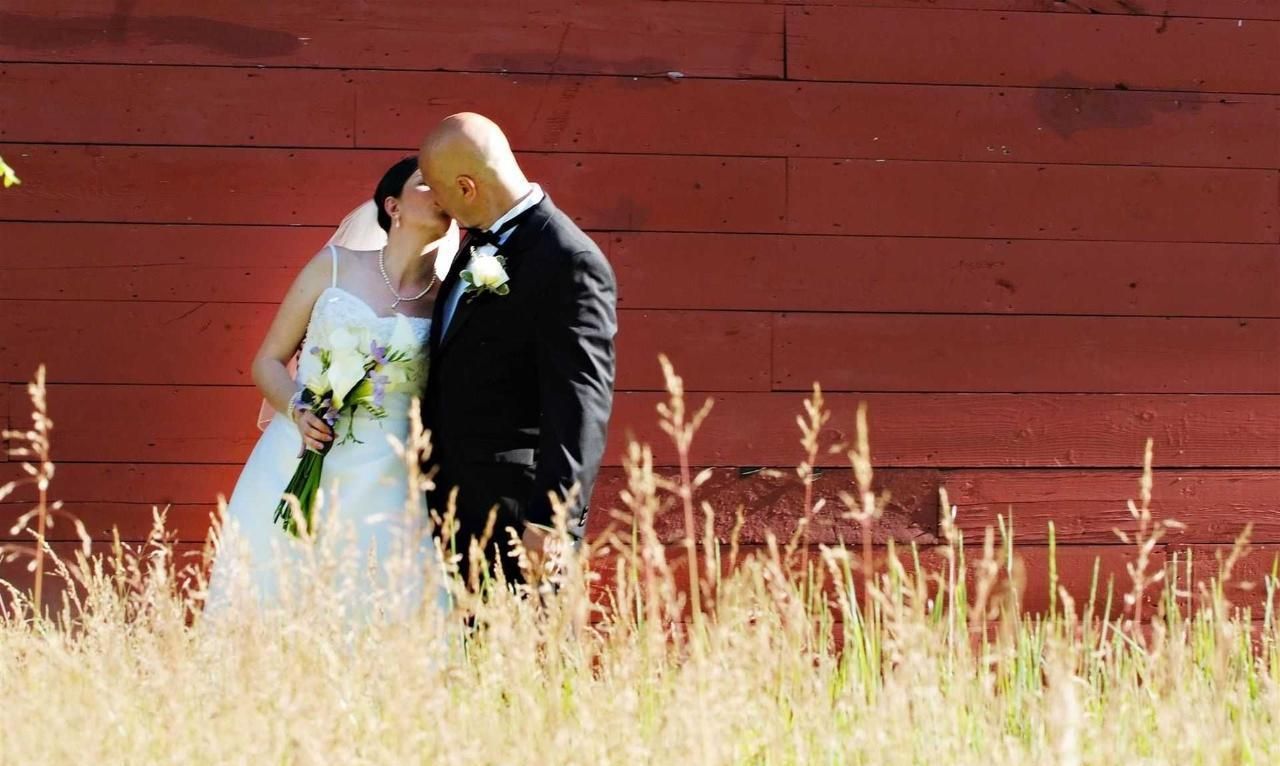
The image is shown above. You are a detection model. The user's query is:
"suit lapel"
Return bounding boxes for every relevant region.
[438,265,480,351]
[431,231,476,354]
[437,198,554,353]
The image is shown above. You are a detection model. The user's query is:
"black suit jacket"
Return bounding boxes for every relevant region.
[421,195,616,549]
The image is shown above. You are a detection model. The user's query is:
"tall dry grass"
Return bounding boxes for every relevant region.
[1,359,1277,765]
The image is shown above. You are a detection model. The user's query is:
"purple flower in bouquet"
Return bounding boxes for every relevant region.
[320,403,340,427]
[369,339,389,366]
[371,373,389,408]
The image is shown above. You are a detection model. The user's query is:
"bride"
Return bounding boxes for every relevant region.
[205,157,456,619]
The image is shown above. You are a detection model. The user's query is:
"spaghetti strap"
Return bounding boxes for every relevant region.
[328,244,339,288]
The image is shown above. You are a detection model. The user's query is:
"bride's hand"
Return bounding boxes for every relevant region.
[294,409,334,452]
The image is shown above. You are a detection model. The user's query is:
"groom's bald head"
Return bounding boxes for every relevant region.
[419,113,529,229]
[423,113,513,170]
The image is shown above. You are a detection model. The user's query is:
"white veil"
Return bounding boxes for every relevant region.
[255,200,460,430]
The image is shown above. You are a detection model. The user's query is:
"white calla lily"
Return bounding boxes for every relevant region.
[328,327,361,353]
[326,349,367,407]
[303,373,331,397]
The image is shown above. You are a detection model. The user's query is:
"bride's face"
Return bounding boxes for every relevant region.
[396,169,451,237]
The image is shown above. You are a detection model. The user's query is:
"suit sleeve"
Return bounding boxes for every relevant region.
[527,247,618,534]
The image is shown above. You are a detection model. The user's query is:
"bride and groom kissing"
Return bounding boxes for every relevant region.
[205,113,618,615]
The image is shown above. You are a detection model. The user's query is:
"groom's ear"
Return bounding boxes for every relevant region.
[456,175,478,200]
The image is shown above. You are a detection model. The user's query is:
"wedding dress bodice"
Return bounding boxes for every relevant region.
[296,286,431,421]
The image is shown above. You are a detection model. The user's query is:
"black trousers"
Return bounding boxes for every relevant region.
[429,458,535,587]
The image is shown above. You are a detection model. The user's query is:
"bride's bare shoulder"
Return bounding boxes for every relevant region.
[297,247,338,280]
[288,245,351,296]
[272,247,340,310]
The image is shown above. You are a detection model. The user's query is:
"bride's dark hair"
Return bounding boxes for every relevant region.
[373,156,421,233]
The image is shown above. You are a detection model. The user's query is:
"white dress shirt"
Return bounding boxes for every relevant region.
[439,184,545,335]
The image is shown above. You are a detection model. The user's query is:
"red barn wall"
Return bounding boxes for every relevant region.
[1,1,1278,608]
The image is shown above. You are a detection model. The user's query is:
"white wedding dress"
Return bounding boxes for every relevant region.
[205,246,449,621]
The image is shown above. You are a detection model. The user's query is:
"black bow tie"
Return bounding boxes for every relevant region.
[463,202,540,250]
[463,228,503,248]
[463,218,523,249]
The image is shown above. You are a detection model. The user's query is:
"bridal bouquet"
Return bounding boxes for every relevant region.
[273,316,421,536]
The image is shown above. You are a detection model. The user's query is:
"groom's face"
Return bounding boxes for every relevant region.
[420,160,473,226]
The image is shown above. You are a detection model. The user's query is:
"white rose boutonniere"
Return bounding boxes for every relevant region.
[460,253,510,300]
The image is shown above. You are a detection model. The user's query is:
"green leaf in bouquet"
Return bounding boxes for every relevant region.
[274,449,327,537]
[348,378,375,402]
[359,401,388,420]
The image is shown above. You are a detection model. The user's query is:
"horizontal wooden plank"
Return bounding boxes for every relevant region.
[8,146,1272,242]
[5,224,1277,318]
[0,301,270,387]
[354,71,1280,168]
[612,392,1280,468]
[10,387,1277,468]
[0,301,767,391]
[612,234,1280,317]
[0,64,354,147]
[773,314,1280,393]
[617,311,772,392]
[0,1,783,77]
[0,145,390,225]
[787,6,1280,94]
[787,158,1279,242]
[6,386,264,465]
[8,64,1273,168]
[590,466,940,544]
[2,462,239,506]
[0,145,786,232]
[0,223,325,303]
[756,1,1280,22]
[947,469,1280,544]
[0,502,215,543]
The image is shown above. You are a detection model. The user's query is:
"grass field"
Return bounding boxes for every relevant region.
[2,361,1277,765]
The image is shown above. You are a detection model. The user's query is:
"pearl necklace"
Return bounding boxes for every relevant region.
[378,246,437,309]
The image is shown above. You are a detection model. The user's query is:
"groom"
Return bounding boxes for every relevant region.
[418,113,617,585]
